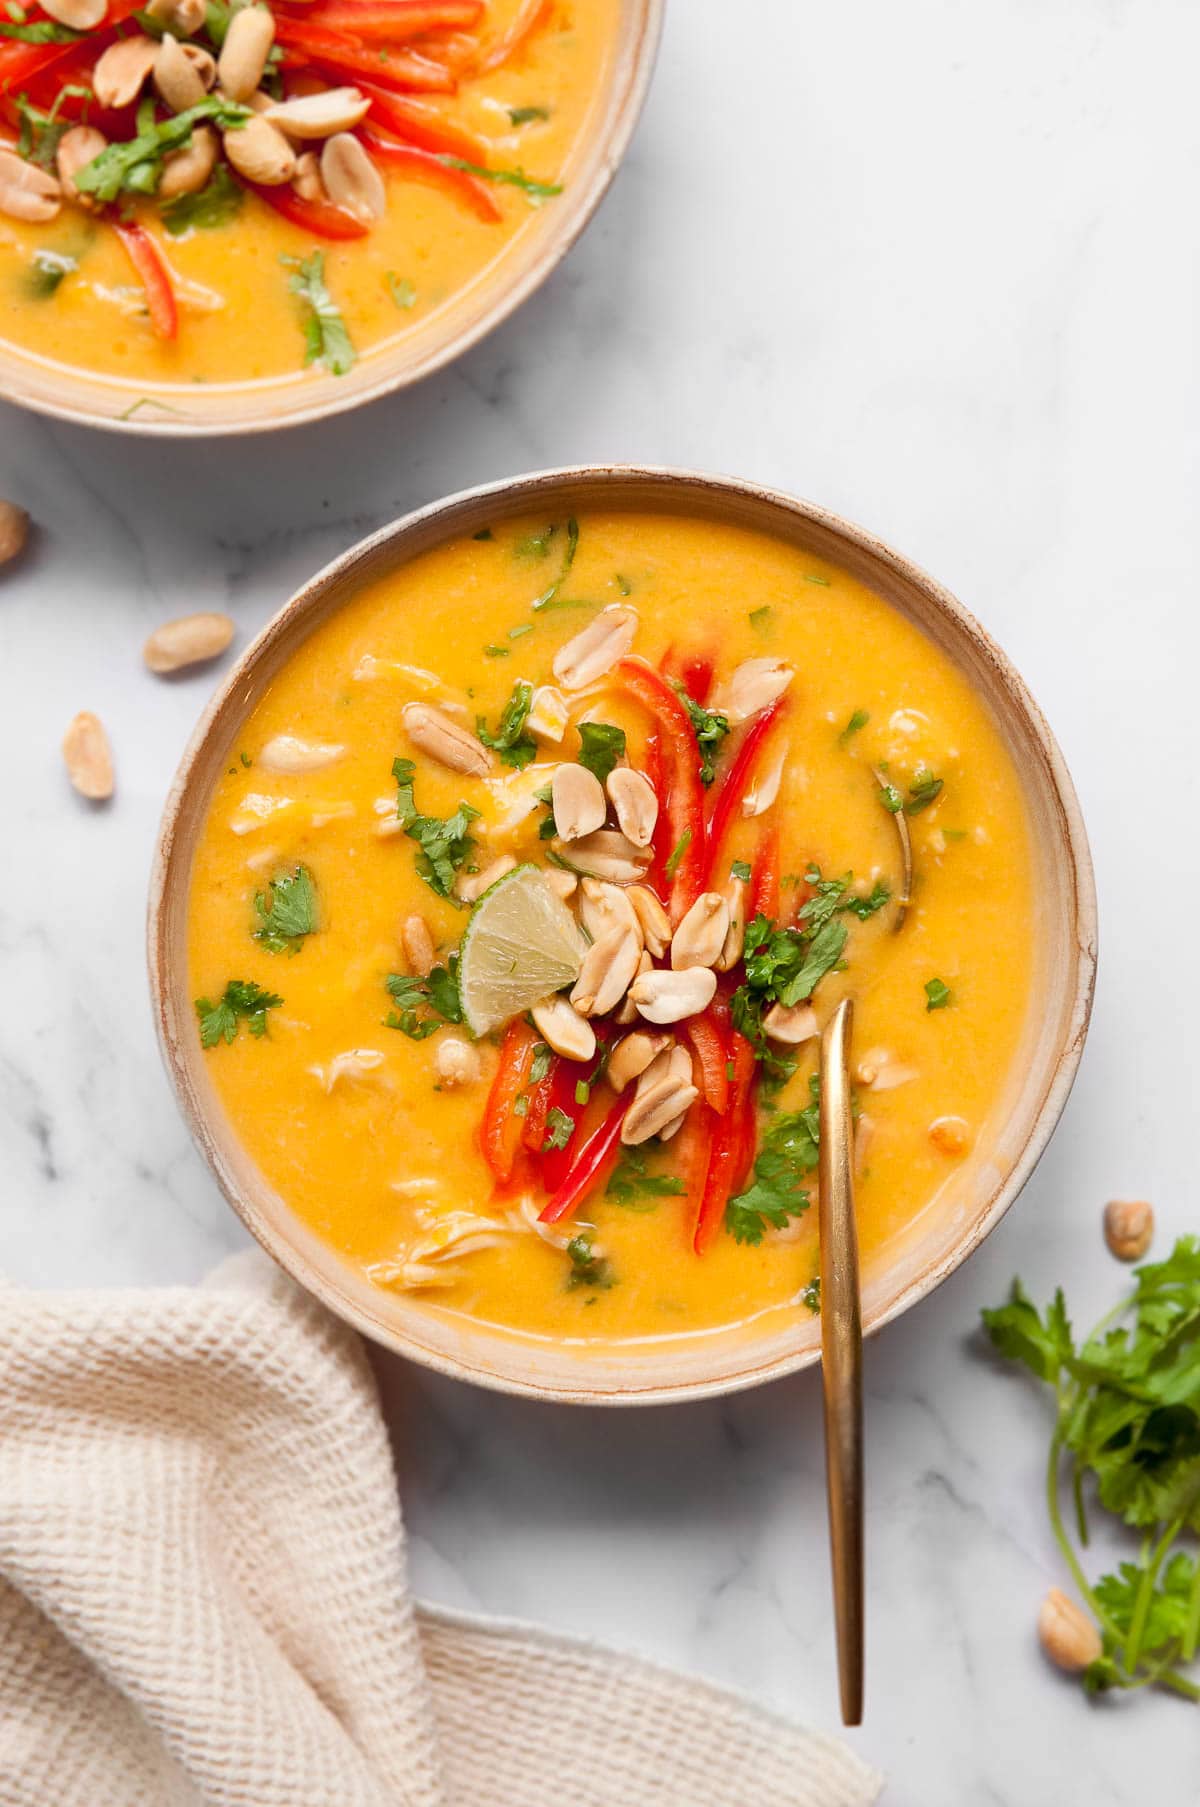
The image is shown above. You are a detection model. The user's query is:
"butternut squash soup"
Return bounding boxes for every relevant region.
[0,0,619,393]
[187,510,1035,1344]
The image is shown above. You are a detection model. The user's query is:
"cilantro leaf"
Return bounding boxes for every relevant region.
[906,768,944,814]
[385,959,462,1038]
[730,859,752,882]
[476,681,536,769]
[725,1108,815,1245]
[195,979,283,1047]
[925,977,952,1011]
[508,104,550,124]
[607,1143,687,1211]
[529,515,579,609]
[391,756,480,901]
[565,1233,615,1291]
[439,154,562,199]
[252,864,319,955]
[838,708,869,745]
[281,250,355,376]
[385,271,416,309]
[982,1279,1074,1383]
[542,1106,575,1152]
[74,97,250,202]
[665,827,693,879]
[161,163,243,234]
[576,721,626,784]
[672,681,730,785]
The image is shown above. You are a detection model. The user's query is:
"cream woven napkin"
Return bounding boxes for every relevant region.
[0,1252,881,1807]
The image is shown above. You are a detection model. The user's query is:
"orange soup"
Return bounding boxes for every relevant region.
[0,0,619,395]
[187,509,1035,1343]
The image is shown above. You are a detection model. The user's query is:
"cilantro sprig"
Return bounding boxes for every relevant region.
[983,1239,1200,1702]
[385,959,462,1039]
[73,97,249,202]
[195,979,283,1047]
[607,1143,687,1211]
[282,250,355,376]
[476,681,537,770]
[725,1088,818,1244]
[576,721,625,785]
[393,757,480,902]
[672,681,730,786]
[252,865,318,955]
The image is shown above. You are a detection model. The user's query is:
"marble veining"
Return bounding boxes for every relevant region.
[2,0,1199,1798]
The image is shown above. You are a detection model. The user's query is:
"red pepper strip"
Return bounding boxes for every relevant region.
[749,826,781,923]
[685,1003,730,1115]
[680,653,715,708]
[692,1032,757,1254]
[308,42,457,90]
[703,699,787,888]
[481,1019,536,1183]
[0,0,143,89]
[539,1094,632,1226]
[273,15,365,54]
[615,657,707,923]
[520,1055,558,1155]
[538,1055,585,1190]
[477,0,550,71]
[247,180,370,238]
[114,223,177,341]
[300,0,482,41]
[356,79,489,161]
[360,130,501,220]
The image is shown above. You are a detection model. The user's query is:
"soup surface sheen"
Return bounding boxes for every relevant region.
[187,509,1034,1347]
[0,0,618,396]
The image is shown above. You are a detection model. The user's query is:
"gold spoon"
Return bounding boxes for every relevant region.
[818,997,864,1725]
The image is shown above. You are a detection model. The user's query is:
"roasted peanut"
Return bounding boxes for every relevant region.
[1103,1199,1154,1262]
[62,711,114,800]
[143,610,234,673]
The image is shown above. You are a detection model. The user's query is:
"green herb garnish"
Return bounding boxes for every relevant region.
[507,104,550,124]
[161,163,243,234]
[730,859,752,883]
[725,1096,817,1244]
[672,682,730,785]
[439,154,562,199]
[385,271,416,309]
[665,827,692,879]
[195,979,283,1047]
[924,977,952,1011]
[838,708,870,745]
[252,864,318,954]
[982,1239,1200,1702]
[74,97,250,202]
[906,768,944,814]
[392,756,481,901]
[748,605,772,632]
[477,680,536,769]
[529,515,579,610]
[542,1106,575,1152]
[576,720,625,785]
[25,248,77,296]
[281,249,355,376]
[565,1233,614,1291]
[607,1142,687,1211]
[385,959,462,1038]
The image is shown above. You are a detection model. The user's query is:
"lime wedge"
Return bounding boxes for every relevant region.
[458,863,586,1038]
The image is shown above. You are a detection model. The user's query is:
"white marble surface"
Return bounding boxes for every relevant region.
[2,0,1197,1798]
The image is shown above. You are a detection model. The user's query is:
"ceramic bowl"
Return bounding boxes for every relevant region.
[0,1,661,437]
[149,466,1097,1402]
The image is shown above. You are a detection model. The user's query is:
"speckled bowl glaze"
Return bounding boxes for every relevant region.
[148,466,1097,1402]
[0,0,661,437]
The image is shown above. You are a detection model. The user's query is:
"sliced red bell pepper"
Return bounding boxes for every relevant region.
[114,223,177,341]
[481,1019,535,1183]
[537,1054,586,1190]
[616,657,707,923]
[360,129,501,220]
[539,1093,632,1226]
[749,826,781,924]
[520,1054,557,1155]
[299,1,482,42]
[477,0,549,71]
[0,0,143,91]
[704,698,787,888]
[356,79,489,161]
[692,1032,757,1253]
[685,1002,730,1115]
[308,41,457,90]
[247,180,371,239]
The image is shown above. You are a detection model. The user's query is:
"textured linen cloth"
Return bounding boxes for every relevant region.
[0,1253,881,1807]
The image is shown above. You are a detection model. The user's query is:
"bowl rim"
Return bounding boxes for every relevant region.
[0,0,664,439]
[148,463,1099,1403]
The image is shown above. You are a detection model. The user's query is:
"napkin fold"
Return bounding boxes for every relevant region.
[0,1253,881,1807]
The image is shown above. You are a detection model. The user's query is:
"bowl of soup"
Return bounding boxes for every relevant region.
[0,0,659,433]
[149,466,1097,1401]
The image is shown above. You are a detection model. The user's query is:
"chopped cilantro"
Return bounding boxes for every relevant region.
[73,96,250,202]
[925,977,952,1011]
[281,250,355,376]
[730,859,752,882]
[508,622,534,640]
[672,681,730,785]
[529,515,579,609]
[385,271,416,309]
[391,756,480,901]
[161,164,242,234]
[529,1042,553,1085]
[804,573,831,587]
[838,708,870,745]
[748,605,772,631]
[385,959,462,1038]
[508,104,550,124]
[483,644,510,658]
[906,768,944,814]
[803,1276,821,1314]
[0,16,78,37]
[252,864,319,955]
[565,1233,614,1291]
[607,1143,687,1211]
[477,680,537,769]
[877,777,904,814]
[725,1102,816,1244]
[576,720,626,785]
[542,1106,575,1152]
[195,979,282,1047]
[25,249,77,297]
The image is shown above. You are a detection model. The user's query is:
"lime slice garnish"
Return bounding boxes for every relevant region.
[457,863,586,1038]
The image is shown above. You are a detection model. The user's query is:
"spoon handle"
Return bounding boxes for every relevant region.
[818,997,864,1725]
